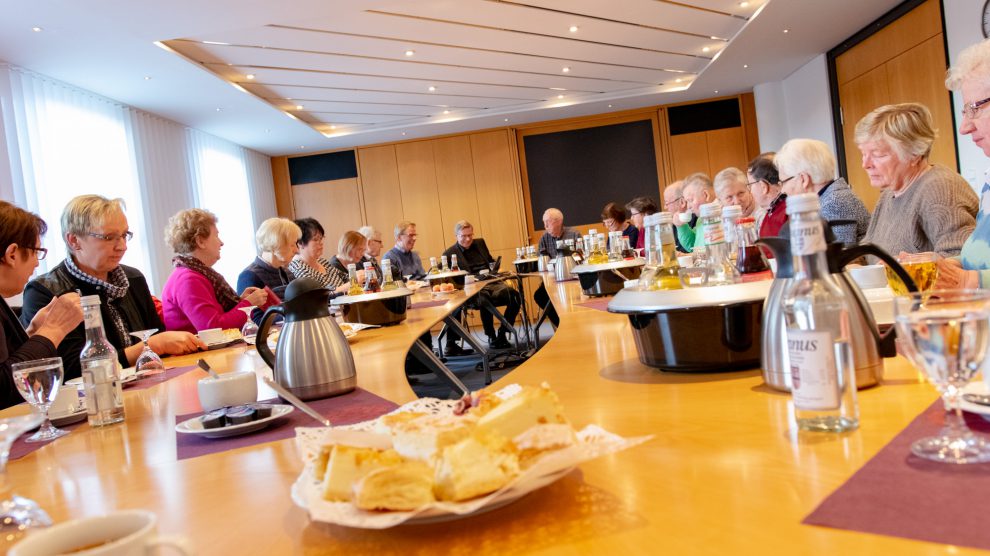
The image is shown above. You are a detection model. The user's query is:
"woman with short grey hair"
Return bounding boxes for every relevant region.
[236,217,301,299]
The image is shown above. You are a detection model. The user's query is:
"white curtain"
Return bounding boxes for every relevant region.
[0,65,275,293]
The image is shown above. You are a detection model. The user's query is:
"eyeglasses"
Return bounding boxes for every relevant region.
[369,239,383,245]
[778,176,796,187]
[628,211,641,217]
[962,96,990,120]
[88,230,133,243]
[24,246,48,261]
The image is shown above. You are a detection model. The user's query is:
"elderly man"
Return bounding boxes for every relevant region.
[677,173,715,252]
[382,221,425,280]
[714,167,757,218]
[661,182,690,253]
[358,225,395,280]
[537,208,580,258]
[747,155,788,237]
[443,221,520,351]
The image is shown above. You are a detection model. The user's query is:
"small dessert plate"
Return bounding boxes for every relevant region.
[175,405,294,438]
[50,406,88,427]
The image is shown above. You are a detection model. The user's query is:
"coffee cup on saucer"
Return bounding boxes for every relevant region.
[197,371,258,412]
[9,510,192,555]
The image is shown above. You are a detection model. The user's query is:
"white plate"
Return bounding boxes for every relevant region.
[961,382,990,416]
[175,405,294,438]
[404,280,428,290]
[50,406,88,427]
[65,372,140,387]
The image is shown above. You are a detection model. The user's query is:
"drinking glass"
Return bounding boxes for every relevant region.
[11,358,67,443]
[886,252,938,296]
[0,412,50,544]
[238,306,259,344]
[129,329,165,379]
[894,289,990,463]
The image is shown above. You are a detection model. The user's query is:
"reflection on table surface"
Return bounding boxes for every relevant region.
[4,275,965,555]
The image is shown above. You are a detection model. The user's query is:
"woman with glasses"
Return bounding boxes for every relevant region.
[237,217,300,299]
[0,201,83,409]
[20,195,204,380]
[857,103,977,258]
[288,217,350,295]
[625,196,659,251]
[600,202,638,250]
[161,208,275,333]
[936,39,990,288]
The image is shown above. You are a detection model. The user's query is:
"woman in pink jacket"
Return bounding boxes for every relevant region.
[161,209,274,333]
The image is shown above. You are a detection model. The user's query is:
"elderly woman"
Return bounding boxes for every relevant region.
[161,209,273,334]
[775,139,871,246]
[237,217,300,299]
[601,202,638,249]
[0,202,82,409]
[288,218,349,294]
[21,195,203,380]
[713,167,757,218]
[936,39,990,288]
[857,103,977,257]
[327,231,369,285]
[358,224,397,281]
[747,154,787,237]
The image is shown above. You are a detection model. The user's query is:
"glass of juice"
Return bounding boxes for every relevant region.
[886,252,938,295]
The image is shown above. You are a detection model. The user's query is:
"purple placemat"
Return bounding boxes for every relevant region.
[174,387,398,460]
[410,299,447,309]
[9,417,89,461]
[577,298,612,312]
[804,399,990,550]
[125,364,199,391]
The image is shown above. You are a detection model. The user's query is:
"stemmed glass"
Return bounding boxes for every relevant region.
[894,289,990,464]
[0,412,50,543]
[11,358,67,442]
[239,306,258,344]
[129,329,165,379]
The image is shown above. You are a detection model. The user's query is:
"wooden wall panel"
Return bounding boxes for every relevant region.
[270,156,295,219]
[739,93,761,162]
[669,132,710,179]
[470,130,526,253]
[839,67,890,211]
[395,141,445,262]
[433,135,481,249]
[291,178,363,252]
[356,145,404,247]
[706,127,748,175]
[835,0,940,84]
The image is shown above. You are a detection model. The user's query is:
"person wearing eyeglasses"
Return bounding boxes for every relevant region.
[747,154,788,237]
[857,103,977,259]
[600,202,638,250]
[713,167,758,218]
[358,225,397,281]
[383,221,426,281]
[658,183,687,252]
[0,201,83,409]
[288,218,350,295]
[936,39,990,288]
[677,173,715,252]
[20,195,205,380]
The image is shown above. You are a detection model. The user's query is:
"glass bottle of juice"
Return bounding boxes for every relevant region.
[347,263,364,295]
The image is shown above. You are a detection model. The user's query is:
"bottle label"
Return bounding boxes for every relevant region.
[790,218,826,256]
[787,329,841,410]
[701,220,724,246]
[83,309,100,329]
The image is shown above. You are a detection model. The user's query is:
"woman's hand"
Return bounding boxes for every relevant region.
[241,286,268,307]
[335,283,350,294]
[148,331,207,355]
[28,292,84,345]
[934,258,978,289]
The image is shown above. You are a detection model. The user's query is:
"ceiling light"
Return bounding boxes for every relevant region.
[739,1,749,7]
[295,105,303,110]
[202,40,230,46]
[215,107,222,112]
[31,27,42,32]
[300,146,305,149]
[401,132,406,136]
[428,86,436,92]
[562,67,570,73]
[143,76,151,81]
[783,29,789,33]
[743,64,749,68]
[405,50,415,57]
[330,125,337,130]
[246,74,255,80]
[608,104,612,108]
[569,25,579,33]
[710,36,720,40]
[702,47,711,53]
[675,78,682,83]
[714,90,719,94]
[557,94,564,99]
[443,110,450,114]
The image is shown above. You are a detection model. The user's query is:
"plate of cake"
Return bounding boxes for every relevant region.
[291,383,651,528]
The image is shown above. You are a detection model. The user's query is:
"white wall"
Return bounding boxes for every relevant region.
[0,65,18,204]
[753,54,836,154]
[944,1,987,189]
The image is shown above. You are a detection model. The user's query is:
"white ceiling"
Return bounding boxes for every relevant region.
[0,0,902,156]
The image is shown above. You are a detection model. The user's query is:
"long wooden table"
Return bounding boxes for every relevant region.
[4,276,972,554]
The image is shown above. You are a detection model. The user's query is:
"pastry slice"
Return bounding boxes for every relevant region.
[476,384,569,442]
[353,461,435,511]
[434,431,519,502]
[320,445,404,502]
[390,414,475,463]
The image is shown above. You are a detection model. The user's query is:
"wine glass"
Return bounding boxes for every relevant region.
[0,412,50,545]
[239,306,258,344]
[11,358,67,443]
[129,329,165,379]
[894,289,990,464]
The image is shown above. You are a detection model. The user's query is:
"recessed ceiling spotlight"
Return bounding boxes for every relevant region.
[428,86,436,92]
[714,90,719,94]
[405,50,415,57]
[330,125,337,130]
[739,1,749,7]
[562,67,570,73]
[504,118,509,122]
[143,76,151,81]
[675,78,682,83]
[31,27,42,32]
[569,25,579,33]
[608,104,612,108]
[246,74,255,80]
[215,107,222,112]
[710,36,720,40]
[783,29,790,33]
[295,105,304,110]
[443,110,450,114]
[401,132,406,136]
[557,94,564,99]
[702,47,711,53]
[300,146,305,149]
[743,64,749,68]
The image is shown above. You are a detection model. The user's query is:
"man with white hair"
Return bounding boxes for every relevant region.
[775,138,871,246]
[677,173,715,252]
[358,225,395,280]
[537,208,580,258]
[713,167,757,218]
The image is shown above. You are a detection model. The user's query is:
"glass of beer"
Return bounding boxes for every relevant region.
[886,252,938,295]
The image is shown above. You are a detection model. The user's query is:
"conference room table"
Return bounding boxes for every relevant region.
[3,275,976,554]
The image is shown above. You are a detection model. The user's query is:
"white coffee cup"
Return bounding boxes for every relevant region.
[197,371,258,412]
[49,384,81,417]
[196,328,224,345]
[9,510,193,555]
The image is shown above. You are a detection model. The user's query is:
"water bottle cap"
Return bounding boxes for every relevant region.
[699,201,722,218]
[656,211,673,225]
[80,294,101,307]
[721,204,742,217]
[785,192,820,215]
[643,213,662,226]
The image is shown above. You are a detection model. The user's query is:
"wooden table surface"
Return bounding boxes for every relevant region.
[5,275,973,555]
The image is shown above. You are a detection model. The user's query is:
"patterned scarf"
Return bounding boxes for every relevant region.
[173,255,241,311]
[64,256,134,347]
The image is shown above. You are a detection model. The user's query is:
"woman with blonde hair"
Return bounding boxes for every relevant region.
[857,103,977,257]
[236,217,301,299]
[326,231,368,286]
[161,209,274,333]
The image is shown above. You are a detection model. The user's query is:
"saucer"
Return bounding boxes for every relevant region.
[175,404,294,438]
[50,407,88,427]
